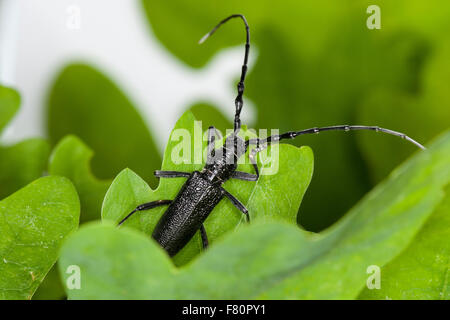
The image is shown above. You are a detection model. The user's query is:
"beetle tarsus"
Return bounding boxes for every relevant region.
[232,171,258,181]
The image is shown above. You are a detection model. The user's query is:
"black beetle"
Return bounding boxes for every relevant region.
[118,14,425,257]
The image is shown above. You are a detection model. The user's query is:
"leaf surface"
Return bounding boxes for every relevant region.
[358,185,450,300]
[47,63,161,187]
[49,135,111,223]
[0,177,80,300]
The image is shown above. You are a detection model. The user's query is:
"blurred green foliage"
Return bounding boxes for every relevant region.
[0,86,49,199]
[358,44,450,182]
[0,86,19,130]
[189,102,232,135]
[47,63,161,188]
[141,0,450,231]
[49,135,111,223]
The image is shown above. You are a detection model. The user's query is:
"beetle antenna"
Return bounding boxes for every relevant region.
[199,14,250,133]
[246,125,426,151]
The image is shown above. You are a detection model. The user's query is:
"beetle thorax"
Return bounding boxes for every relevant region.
[203,134,246,182]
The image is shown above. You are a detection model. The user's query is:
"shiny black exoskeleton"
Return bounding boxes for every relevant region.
[118,14,425,257]
[151,134,250,256]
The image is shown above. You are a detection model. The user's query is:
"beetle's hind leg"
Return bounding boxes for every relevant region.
[118,200,172,226]
[200,224,209,250]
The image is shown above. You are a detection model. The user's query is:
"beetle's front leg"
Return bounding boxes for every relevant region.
[154,171,191,178]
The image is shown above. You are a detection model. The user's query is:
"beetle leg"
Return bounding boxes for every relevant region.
[154,171,191,178]
[221,188,250,222]
[200,224,209,250]
[118,200,172,226]
[232,171,258,181]
[244,139,261,180]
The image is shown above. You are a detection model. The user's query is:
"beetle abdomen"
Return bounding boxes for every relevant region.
[152,171,224,256]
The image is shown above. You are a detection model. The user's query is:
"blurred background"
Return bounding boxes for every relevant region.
[1,0,450,233]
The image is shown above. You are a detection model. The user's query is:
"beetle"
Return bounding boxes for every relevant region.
[118,14,425,257]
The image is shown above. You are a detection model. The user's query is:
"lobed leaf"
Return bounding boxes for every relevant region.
[358,184,450,300]
[102,111,313,266]
[49,135,111,223]
[0,176,80,300]
[0,85,50,199]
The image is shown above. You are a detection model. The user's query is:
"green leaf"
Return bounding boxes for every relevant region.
[358,184,450,300]
[102,111,313,266]
[61,124,450,299]
[32,264,66,300]
[47,63,161,188]
[0,176,80,300]
[59,223,175,299]
[49,135,111,223]
[0,140,50,200]
[140,0,450,231]
[0,85,50,199]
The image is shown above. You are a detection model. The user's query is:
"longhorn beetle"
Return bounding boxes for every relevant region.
[118,14,425,257]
